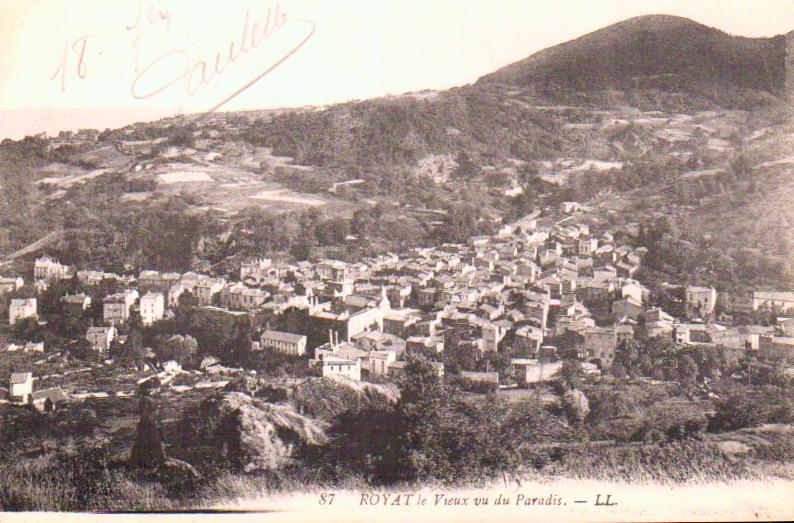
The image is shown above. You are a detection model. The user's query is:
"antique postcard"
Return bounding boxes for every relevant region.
[0,0,793,521]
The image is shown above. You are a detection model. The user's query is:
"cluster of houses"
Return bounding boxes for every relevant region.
[4,204,794,390]
[3,371,68,412]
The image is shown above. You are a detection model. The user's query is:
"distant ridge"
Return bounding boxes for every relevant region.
[478,14,788,97]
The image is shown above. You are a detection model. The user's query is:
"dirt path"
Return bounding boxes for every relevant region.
[0,230,64,267]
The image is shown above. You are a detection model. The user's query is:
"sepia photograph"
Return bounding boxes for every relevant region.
[0,0,793,520]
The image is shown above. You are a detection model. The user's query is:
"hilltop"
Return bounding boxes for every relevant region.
[478,15,788,100]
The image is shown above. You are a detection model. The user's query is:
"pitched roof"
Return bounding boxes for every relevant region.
[261,330,306,343]
[10,372,32,384]
[32,386,68,403]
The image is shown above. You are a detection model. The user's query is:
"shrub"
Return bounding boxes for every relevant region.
[561,389,590,427]
[447,375,499,394]
[708,393,763,432]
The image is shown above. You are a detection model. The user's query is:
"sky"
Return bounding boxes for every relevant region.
[0,0,792,139]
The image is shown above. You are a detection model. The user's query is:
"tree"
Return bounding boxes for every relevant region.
[435,204,482,243]
[554,359,587,392]
[168,127,196,148]
[708,392,762,432]
[291,209,321,260]
[117,312,147,370]
[479,351,512,377]
[678,354,699,387]
[611,361,628,381]
[158,334,198,367]
[442,342,480,373]
[562,389,590,428]
[397,354,446,480]
[453,151,478,178]
[613,339,641,378]
[129,393,166,468]
[11,317,44,343]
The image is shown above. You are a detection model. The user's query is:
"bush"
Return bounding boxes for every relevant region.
[447,375,499,394]
[708,393,763,432]
[561,389,590,427]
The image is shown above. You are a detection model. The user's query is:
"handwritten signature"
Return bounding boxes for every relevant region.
[52,1,315,120]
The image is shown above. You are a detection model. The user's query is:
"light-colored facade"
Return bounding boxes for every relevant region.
[9,372,33,403]
[259,330,307,356]
[0,276,24,294]
[140,292,165,325]
[752,291,794,312]
[240,258,273,280]
[103,290,139,324]
[582,325,634,369]
[9,298,37,325]
[321,357,361,381]
[685,286,717,316]
[194,278,226,306]
[86,325,117,353]
[220,283,269,310]
[33,257,71,281]
[368,350,398,377]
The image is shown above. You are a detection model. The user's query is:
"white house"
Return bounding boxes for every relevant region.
[86,325,117,353]
[621,281,649,304]
[33,257,71,281]
[9,372,33,403]
[103,290,139,324]
[259,330,308,356]
[479,319,507,352]
[240,258,272,280]
[512,359,598,384]
[194,278,226,306]
[685,286,717,316]
[139,292,165,325]
[368,350,398,378]
[9,298,37,325]
[322,357,361,381]
[32,387,69,412]
[752,291,794,312]
[0,276,24,295]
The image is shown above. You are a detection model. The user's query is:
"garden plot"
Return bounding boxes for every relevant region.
[540,159,624,184]
[682,168,723,179]
[38,167,111,188]
[756,156,794,169]
[159,171,214,184]
[251,189,326,207]
[240,146,314,172]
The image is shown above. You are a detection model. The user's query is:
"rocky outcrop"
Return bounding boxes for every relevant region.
[183,392,327,473]
[291,375,400,420]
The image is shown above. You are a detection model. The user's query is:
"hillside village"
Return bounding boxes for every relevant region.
[2,200,793,406]
[1,11,793,512]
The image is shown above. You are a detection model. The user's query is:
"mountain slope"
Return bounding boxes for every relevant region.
[242,89,566,171]
[241,15,790,175]
[477,15,788,97]
[2,14,793,287]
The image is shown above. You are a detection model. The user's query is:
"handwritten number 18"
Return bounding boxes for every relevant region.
[51,36,88,91]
